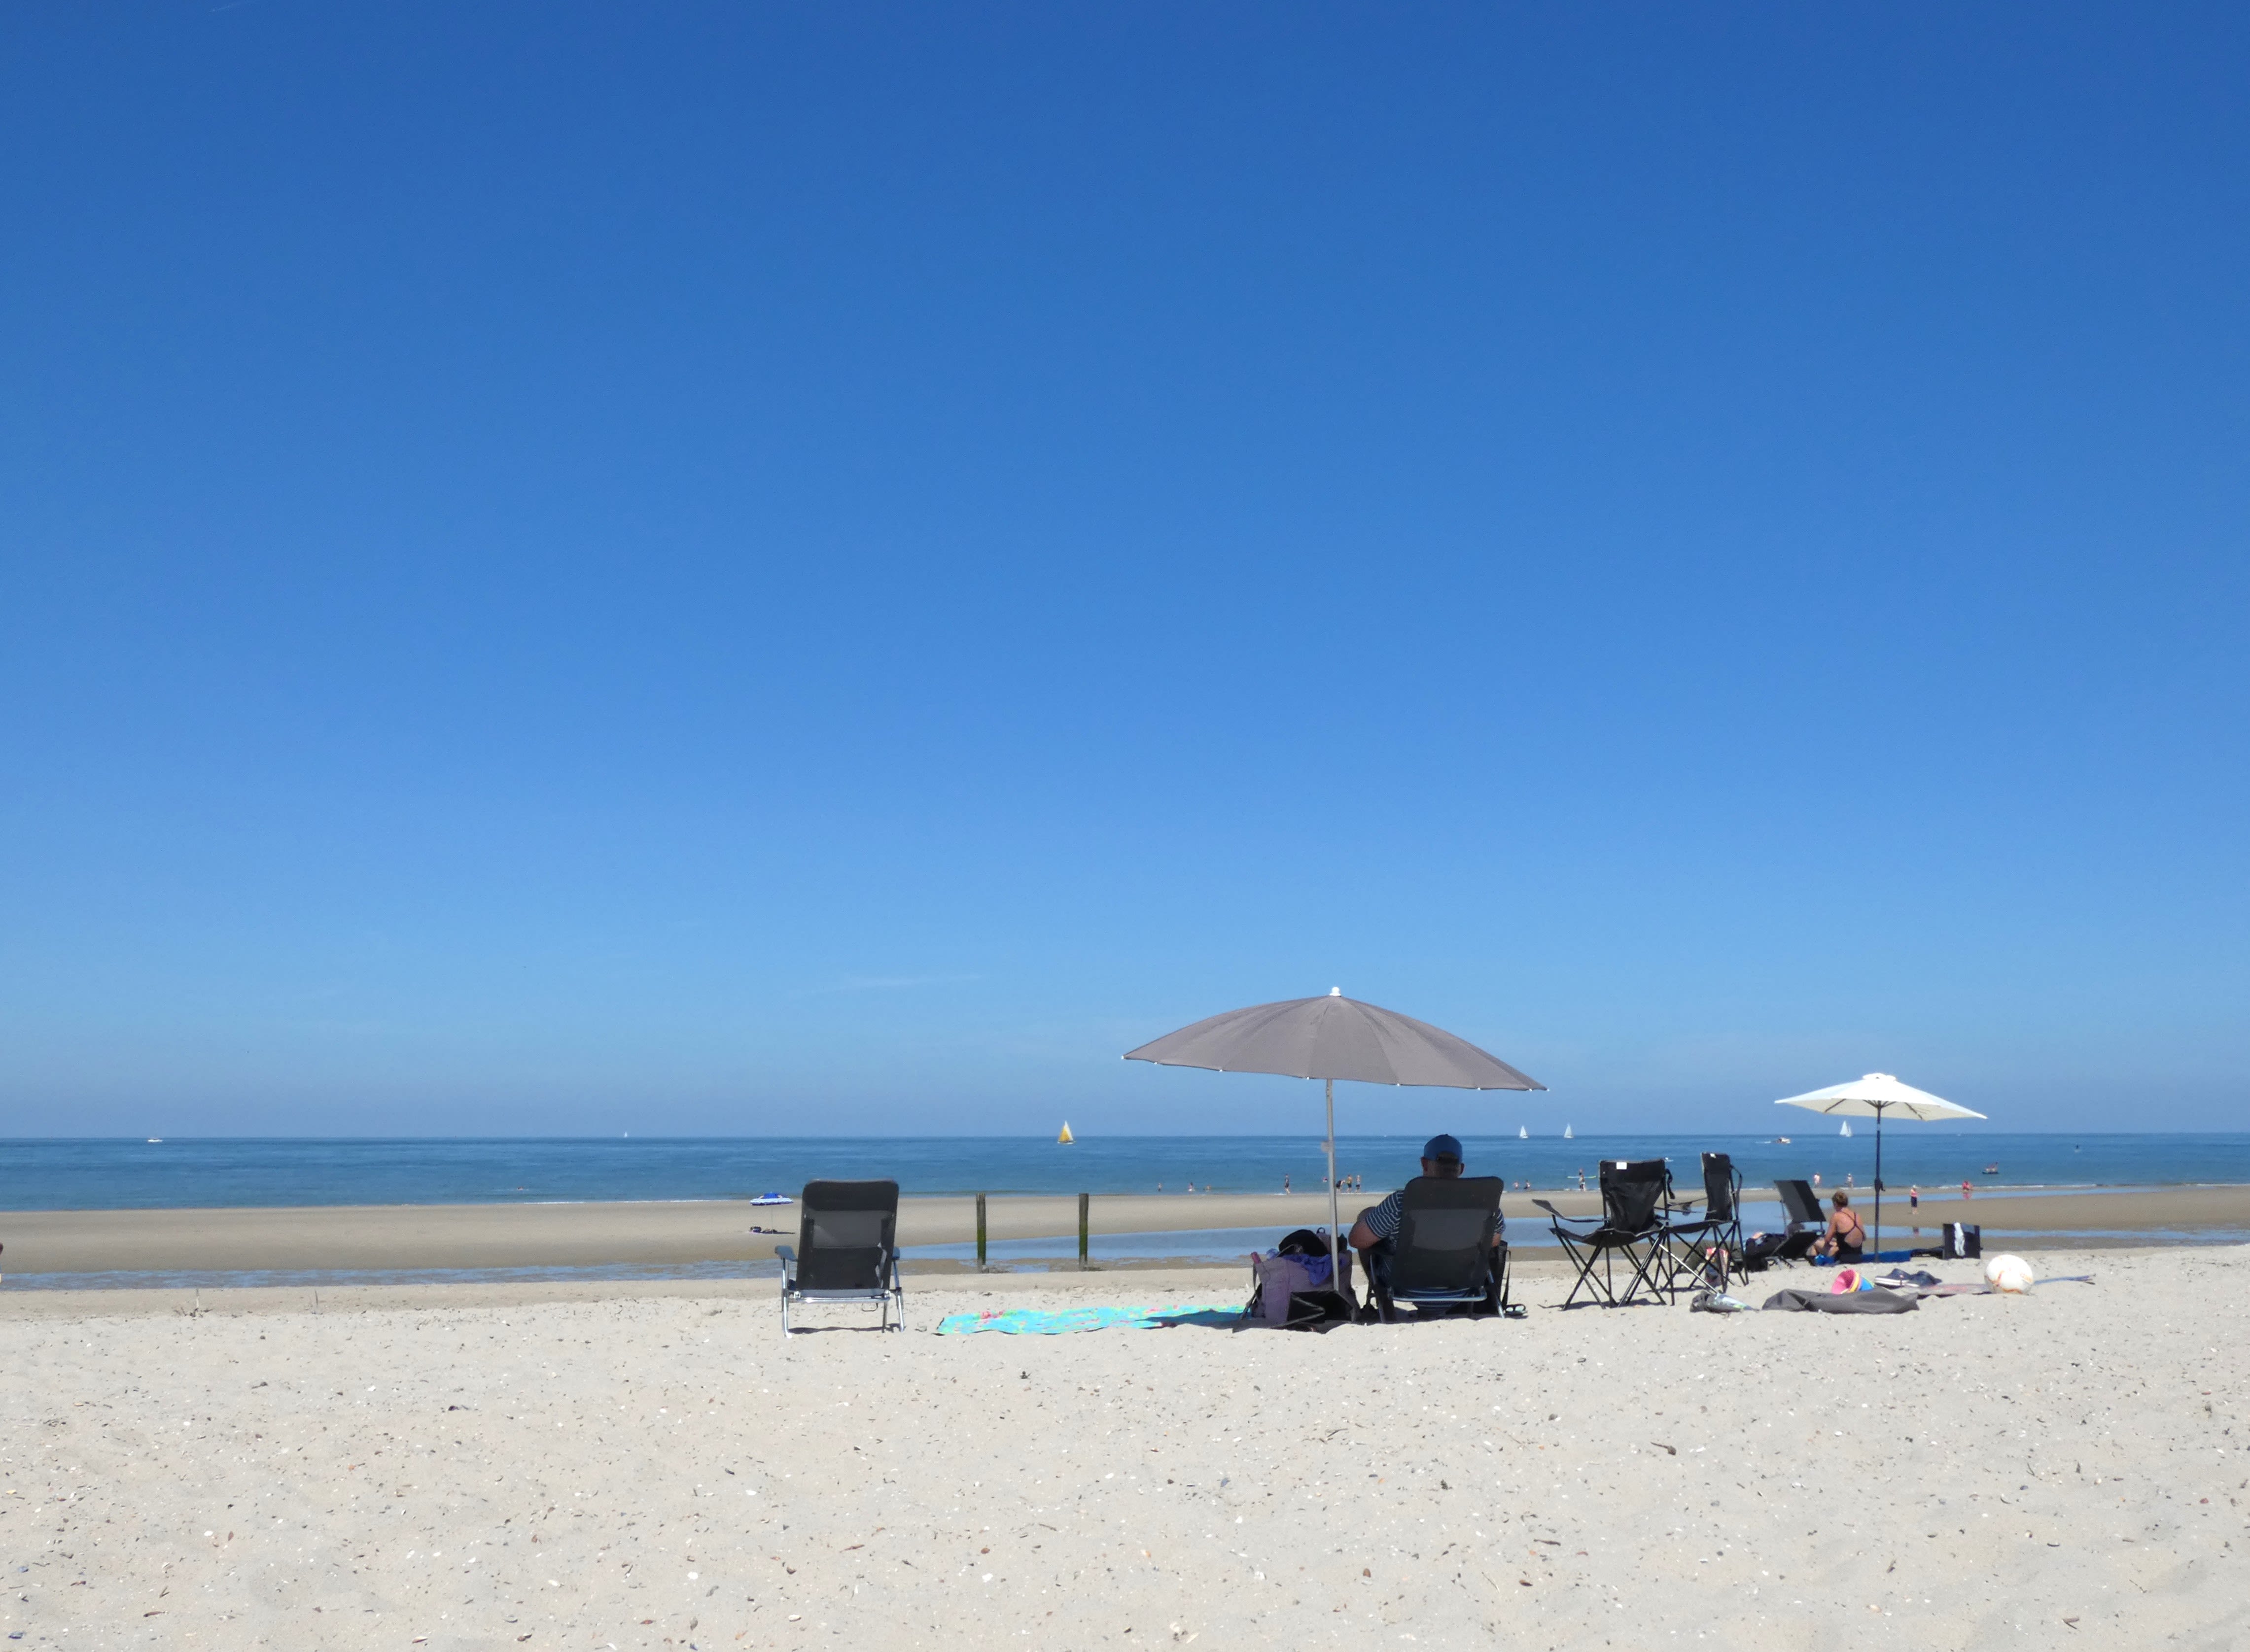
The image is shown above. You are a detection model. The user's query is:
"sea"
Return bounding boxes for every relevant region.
[3,1133,2243,1290]
[3,1132,2246,1210]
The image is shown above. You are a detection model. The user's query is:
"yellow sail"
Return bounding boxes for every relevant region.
[1057,1121,1075,1144]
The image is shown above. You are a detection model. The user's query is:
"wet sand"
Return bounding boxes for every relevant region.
[0,1185,2245,1278]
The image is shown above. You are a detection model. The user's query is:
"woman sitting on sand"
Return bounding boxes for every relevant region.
[1813,1190,1867,1263]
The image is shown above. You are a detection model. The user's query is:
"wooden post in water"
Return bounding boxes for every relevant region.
[1078,1192,1090,1271]
[976,1193,988,1271]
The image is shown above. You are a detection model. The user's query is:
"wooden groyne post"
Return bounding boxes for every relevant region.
[976,1193,988,1271]
[1078,1192,1090,1271]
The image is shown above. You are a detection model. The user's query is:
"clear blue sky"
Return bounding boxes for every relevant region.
[3,6,2245,1138]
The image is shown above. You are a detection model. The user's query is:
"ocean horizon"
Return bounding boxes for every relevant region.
[3,1132,2247,1211]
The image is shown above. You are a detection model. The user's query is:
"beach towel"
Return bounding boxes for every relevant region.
[935,1305,1239,1336]
[1760,1286,1919,1314]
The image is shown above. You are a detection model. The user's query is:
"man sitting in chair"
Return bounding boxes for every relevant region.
[1348,1134,1505,1315]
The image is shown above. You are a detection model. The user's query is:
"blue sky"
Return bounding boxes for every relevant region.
[3,5,2245,1138]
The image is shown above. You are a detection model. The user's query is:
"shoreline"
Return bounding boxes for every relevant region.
[0,1184,2245,1282]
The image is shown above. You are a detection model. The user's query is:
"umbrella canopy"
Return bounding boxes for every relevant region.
[1775,1073,1985,1258]
[1123,991,1544,1090]
[1773,1072,1984,1123]
[1125,990,1543,1308]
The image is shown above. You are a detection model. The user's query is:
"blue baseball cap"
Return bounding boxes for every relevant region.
[1422,1134,1463,1162]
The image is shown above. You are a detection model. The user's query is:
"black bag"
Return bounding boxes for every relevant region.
[1276,1228,1333,1257]
[1943,1222,1982,1259]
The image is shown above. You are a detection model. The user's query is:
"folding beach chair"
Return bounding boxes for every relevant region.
[1364,1176,1513,1323]
[775,1179,906,1333]
[1535,1160,1671,1308]
[1739,1178,1822,1272]
[1650,1152,1745,1298]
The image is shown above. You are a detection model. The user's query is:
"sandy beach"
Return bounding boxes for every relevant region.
[1,1244,2244,1650]
[3,1185,2247,1278]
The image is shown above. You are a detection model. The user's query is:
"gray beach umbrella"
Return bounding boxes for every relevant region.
[1124,989,1545,1298]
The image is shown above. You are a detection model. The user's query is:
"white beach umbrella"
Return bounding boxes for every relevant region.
[1774,1073,1986,1256]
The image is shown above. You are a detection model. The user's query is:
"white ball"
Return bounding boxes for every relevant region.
[1984,1253,2036,1293]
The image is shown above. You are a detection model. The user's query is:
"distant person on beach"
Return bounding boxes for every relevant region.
[1812,1172,1822,1188]
[1813,1191,1866,1262]
[1348,1134,1503,1313]
[1962,1178,1972,1201]
[1576,1168,1586,1191]
[1283,1174,1290,1194]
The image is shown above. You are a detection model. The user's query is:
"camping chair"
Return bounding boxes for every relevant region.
[775,1179,906,1333]
[1650,1152,1745,1298]
[1364,1176,1513,1323]
[1535,1159,1670,1308]
[1739,1178,1822,1272]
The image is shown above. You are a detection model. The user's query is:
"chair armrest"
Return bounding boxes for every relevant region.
[775,1244,797,1283]
[1533,1200,1597,1228]
[774,1244,796,1262]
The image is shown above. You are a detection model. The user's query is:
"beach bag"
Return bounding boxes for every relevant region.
[1248,1251,1355,1330]
[1942,1223,1982,1260]
[1275,1228,1332,1258]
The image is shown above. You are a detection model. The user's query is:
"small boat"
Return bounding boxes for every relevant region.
[749,1192,793,1206]
[146,1137,162,1144]
[1518,1126,1529,1140]
[1839,1121,1852,1137]
[1057,1122,1075,1144]
[1563,1124,1574,1140]
[1775,1136,1791,1144]
[1982,1164,1999,1176]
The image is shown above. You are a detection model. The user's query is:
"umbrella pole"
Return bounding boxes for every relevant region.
[1325,1078,1345,1308]
[1873,1106,1884,1261]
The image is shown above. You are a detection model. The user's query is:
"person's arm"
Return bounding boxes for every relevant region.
[1349,1216,1379,1249]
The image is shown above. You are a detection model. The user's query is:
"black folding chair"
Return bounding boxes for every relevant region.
[1739,1177,1822,1272]
[775,1179,906,1333]
[1651,1152,1745,1298]
[1536,1160,1670,1308]
[1365,1176,1514,1322]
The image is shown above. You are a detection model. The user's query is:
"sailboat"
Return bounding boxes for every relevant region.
[1840,1121,1853,1137]
[1057,1122,1075,1144]
[1518,1125,1529,1140]
[1563,1124,1573,1140]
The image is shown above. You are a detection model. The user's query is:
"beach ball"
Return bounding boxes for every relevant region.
[1984,1253,2036,1294]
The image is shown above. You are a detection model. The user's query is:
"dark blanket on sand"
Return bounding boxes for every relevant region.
[1761,1286,1919,1314]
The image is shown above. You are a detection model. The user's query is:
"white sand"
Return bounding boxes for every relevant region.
[3,1247,2245,1649]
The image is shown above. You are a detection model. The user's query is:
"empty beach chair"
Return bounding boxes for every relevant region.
[1651,1152,1745,1298]
[775,1179,906,1333]
[1739,1177,1823,1272]
[1535,1159,1670,1308]
[1364,1175,1511,1323]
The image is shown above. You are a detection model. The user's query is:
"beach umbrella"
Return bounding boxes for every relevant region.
[1124,989,1545,1301]
[1774,1073,1986,1257]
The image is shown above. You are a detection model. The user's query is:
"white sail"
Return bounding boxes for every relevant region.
[1839,1120,1852,1137]
[1563,1124,1573,1139]
[1518,1125,1528,1139]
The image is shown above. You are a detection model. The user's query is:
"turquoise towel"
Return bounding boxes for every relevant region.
[935,1305,1238,1336]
